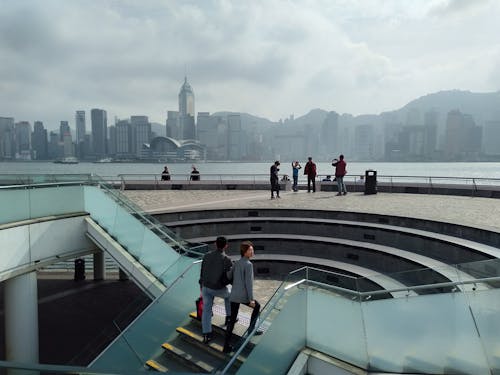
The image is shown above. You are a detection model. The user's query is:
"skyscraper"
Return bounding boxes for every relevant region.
[32,121,48,160]
[166,111,179,139]
[0,117,15,160]
[115,119,132,158]
[131,116,151,158]
[178,77,195,140]
[75,110,86,159]
[15,121,32,159]
[91,108,107,158]
[59,121,70,142]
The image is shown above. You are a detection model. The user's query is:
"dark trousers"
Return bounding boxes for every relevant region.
[307,176,316,192]
[270,179,280,197]
[292,175,298,191]
[224,300,261,349]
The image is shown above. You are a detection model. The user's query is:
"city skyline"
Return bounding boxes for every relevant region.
[2,87,500,163]
[1,1,499,127]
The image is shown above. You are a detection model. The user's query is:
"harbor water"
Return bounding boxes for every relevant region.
[2,161,500,179]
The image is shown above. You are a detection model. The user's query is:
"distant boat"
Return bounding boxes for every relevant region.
[93,158,113,163]
[53,157,79,164]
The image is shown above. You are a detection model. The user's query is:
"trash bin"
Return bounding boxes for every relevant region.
[74,258,85,281]
[364,170,377,195]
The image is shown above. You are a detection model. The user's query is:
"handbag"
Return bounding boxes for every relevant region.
[195,294,203,320]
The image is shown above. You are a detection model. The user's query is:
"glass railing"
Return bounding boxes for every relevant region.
[118,173,271,183]
[0,177,208,369]
[91,175,203,256]
[0,174,207,258]
[0,359,120,375]
[0,173,93,186]
[220,260,500,374]
[0,184,86,225]
[220,267,310,374]
[89,260,202,373]
[68,253,199,367]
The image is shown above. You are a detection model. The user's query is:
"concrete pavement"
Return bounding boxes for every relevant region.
[123,189,500,234]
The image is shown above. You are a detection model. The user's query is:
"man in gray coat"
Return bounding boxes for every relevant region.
[199,236,233,344]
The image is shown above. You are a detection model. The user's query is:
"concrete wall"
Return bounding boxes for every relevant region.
[0,215,96,281]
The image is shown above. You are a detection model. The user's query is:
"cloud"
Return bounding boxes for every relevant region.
[0,0,500,128]
[429,0,492,17]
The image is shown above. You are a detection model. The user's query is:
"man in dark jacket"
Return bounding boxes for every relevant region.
[199,236,233,343]
[332,154,347,195]
[270,161,280,199]
[304,156,317,192]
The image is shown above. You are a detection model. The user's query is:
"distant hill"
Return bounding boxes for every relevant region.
[212,111,276,129]
[292,108,328,127]
[170,90,500,136]
[392,90,500,124]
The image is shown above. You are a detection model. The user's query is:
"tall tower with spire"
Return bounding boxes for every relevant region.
[178,76,196,140]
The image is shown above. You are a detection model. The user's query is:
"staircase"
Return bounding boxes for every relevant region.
[145,305,264,373]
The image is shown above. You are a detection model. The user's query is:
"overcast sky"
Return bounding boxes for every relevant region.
[1,0,499,129]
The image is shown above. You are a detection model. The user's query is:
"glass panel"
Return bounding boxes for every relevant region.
[0,359,132,375]
[29,185,85,219]
[139,229,181,278]
[307,287,368,369]
[0,189,30,224]
[363,263,463,299]
[220,268,308,373]
[157,255,193,286]
[89,334,145,372]
[234,288,307,375]
[89,261,201,372]
[467,288,500,373]
[84,186,118,232]
[457,258,500,279]
[307,267,359,293]
[362,292,489,374]
[111,204,146,259]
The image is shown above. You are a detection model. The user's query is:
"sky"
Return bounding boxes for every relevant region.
[1,0,500,129]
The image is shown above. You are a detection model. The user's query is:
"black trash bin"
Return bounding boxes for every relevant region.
[74,258,86,281]
[364,170,377,195]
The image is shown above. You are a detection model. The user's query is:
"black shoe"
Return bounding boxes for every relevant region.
[222,344,234,354]
[343,192,347,195]
[254,330,263,336]
[203,333,212,344]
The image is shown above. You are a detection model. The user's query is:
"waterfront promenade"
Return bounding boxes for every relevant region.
[3,187,500,366]
[124,189,500,233]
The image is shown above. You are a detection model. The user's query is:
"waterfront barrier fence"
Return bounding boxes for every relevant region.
[1,173,500,197]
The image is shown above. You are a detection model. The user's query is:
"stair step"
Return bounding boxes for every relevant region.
[161,342,214,373]
[145,359,168,372]
[176,326,246,362]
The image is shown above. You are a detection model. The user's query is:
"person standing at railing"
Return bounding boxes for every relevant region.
[332,154,347,196]
[199,236,233,344]
[270,161,281,199]
[190,165,200,181]
[161,166,170,181]
[291,161,301,192]
[223,241,261,354]
[304,156,317,193]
